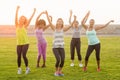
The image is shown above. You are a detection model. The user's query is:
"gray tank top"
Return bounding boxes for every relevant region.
[72,26,82,38]
[53,29,64,48]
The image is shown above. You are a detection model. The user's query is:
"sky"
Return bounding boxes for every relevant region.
[0,0,120,25]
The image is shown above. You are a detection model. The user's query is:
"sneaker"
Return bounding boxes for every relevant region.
[59,72,64,76]
[41,64,46,68]
[79,63,83,67]
[97,68,101,72]
[25,67,30,74]
[54,72,59,76]
[70,63,74,67]
[17,68,22,74]
[36,63,40,68]
[83,67,87,71]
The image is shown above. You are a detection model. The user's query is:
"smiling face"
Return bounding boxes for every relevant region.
[56,18,64,29]
[89,19,95,27]
[74,21,79,28]
[19,16,27,26]
[36,19,46,29]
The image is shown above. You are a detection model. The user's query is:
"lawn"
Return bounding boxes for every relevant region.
[0,36,120,80]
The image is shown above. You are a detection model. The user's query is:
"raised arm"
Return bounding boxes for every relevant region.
[95,20,114,31]
[45,11,55,31]
[69,10,72,25]
[43,16,52,31]
[64,15,76,32]
[25,8,36,28]
[81,11,90,30]
[15,6,20,27]
[35,11,45,27]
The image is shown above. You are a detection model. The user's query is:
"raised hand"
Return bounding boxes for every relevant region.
[70,10,72,16]
[49,16,52,22]
[33,8,36,12]
[74,15,77,20]
[44,10,48,14]
[17,6,20,9]
[110,20,114,23]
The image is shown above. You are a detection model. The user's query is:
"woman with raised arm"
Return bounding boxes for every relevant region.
[69,10,83,67]
[35,11,52,68]
[81,11,114,71]
[15,6,36,74]
[45,11,75,76]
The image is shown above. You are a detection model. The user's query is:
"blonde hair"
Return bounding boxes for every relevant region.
[19,16,28,25]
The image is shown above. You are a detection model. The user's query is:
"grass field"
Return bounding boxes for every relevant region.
[0,36,120,80]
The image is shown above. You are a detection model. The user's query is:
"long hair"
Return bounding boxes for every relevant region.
[19,16,28,25]
[35,19,46,29]
[56,18,64,29]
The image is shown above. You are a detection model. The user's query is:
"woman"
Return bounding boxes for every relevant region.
[81,11,114,71]
[45,11,75,76]
[15,6,36,74]
[69,10,83,67]
[35,11,52,68]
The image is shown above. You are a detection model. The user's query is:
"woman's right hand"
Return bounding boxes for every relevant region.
[70,10,72,16]
[17,6,20,10]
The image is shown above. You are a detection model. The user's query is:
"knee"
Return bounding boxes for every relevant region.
[61,59,64,63]
[17,56,21,59]
[23,55,27,59]
[56,59,60,63]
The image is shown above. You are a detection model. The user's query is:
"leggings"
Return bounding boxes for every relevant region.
[37,42,47,61]
[17,44,29,67]
[53,48,65,68]
[85,43,100,61]
[70,38,82,61]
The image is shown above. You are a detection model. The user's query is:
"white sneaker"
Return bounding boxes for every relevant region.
[25,67,30,74]
[70,63,74,67]
[79,63,83,67]
[17,68,22,74]
[54,72,59,76]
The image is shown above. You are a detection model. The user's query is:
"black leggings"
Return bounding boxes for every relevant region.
[70,38,82,61]
[85,43,100,61]
[53,48,65,68]
[17,44,29,67]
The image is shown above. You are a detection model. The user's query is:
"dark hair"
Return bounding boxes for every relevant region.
[35,19,46,29]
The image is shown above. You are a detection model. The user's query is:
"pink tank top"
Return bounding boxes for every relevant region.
[35,29,46,43]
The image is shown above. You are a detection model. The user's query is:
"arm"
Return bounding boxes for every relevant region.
[35,11,45,27]
[43,16,52,31]
[45,11,55,31]
[43,24,50,31]
[95,20,114,31]
[15,6,20,27]
[69,10,72,25]
[25,8,36,28]
[81,11,90,30]
[64,15,76,32]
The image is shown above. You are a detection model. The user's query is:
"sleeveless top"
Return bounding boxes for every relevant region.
[72,26,82,38]
[35,29,46,43]
[16,27,29,45]
[53,29,64,48]
[86,29,100,45]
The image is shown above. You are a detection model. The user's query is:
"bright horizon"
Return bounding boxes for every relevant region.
[0,0,120,25]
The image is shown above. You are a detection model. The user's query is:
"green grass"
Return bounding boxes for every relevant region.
[0,36,120,80]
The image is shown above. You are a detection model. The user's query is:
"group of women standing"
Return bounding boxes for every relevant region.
[15,6,114,76]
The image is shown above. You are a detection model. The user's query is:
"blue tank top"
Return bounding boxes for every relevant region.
[86,29,100,45]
